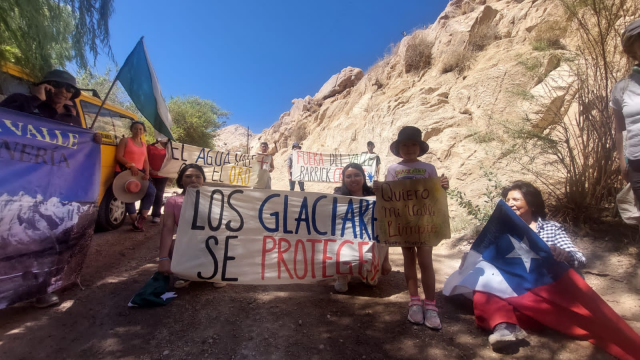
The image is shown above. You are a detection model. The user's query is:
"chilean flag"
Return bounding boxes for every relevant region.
[443,200,640,360]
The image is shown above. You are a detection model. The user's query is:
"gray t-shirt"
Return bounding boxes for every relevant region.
[611,72,640,160]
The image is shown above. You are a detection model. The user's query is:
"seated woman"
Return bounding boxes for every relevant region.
[158,164,225,289]
[472,181,586,349]
[332,163,392,292]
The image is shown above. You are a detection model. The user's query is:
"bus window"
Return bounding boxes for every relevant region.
[81,100,134,145]
[0,71,31,100]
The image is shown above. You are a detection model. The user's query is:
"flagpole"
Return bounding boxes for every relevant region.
[89,77,118,129]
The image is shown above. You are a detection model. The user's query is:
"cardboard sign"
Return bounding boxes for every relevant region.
[171,187,383,284]
[375,178,451,247]
[291,151,378,184]
[158,141,270,187]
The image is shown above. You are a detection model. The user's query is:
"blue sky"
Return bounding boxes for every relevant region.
[98,0,449,132]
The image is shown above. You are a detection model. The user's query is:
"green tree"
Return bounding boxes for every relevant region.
[168,96,229,149]
[0,0,114,78]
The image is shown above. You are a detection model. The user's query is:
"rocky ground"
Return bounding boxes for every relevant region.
[0,219,638,360]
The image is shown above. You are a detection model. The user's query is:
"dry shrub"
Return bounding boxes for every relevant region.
[403,33,434,74]
[440,49,473,75]
[468,22,499,52]
[506,0,640,224]
[291,123,309,142]
[531,20,567,51]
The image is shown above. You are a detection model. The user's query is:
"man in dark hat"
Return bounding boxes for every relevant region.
[286,142,305,191]
[1,69,82,126]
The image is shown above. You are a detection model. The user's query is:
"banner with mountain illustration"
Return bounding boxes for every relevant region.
[291,151,378,184]
[0,108,101,309]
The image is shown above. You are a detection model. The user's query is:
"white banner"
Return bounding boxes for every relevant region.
[159,141,270,187]
[171,187,383,284]
[291,151,378,184]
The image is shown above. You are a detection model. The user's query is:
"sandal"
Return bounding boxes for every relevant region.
[174,278,191,288]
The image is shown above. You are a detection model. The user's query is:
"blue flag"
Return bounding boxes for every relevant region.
[117,37,174,140]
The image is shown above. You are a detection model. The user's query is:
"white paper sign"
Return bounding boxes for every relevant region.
[291,151,378,184]
[159,141,271,188]
[171,187,383,284]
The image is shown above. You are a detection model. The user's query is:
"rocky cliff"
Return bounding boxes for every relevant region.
[215,124,253,153]
[223,0,581,229]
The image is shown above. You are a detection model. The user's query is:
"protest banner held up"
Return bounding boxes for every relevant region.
[171,187,383,284]
[0,108,101,309]
[159,141,271,188]
[291,151,378,184]
[375,178,451,247]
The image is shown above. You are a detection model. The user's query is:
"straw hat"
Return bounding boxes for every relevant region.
[113,171,149,203]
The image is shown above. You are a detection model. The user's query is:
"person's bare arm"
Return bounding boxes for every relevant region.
[614,108,627,181]
[158,200,176,274]
[142,152,150,180]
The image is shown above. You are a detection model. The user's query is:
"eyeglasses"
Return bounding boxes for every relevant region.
[46,81,77,94]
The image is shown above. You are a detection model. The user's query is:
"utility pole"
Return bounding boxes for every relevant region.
[246,126,250,154]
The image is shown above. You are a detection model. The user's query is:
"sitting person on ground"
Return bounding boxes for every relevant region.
[286,142,305,191]
[158,164,226,289]
[332,163,392,292]
[0,69,101,143]
[147,139,169,224]
[115,121,156,231]
[473,180,586,350]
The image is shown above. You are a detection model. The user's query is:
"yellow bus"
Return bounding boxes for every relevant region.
[0,63,139,230]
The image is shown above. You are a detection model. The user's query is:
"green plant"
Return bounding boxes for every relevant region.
[449,169,505,226]
[0,0,115,78]
[508,87,536,101]
[168,96,229,149]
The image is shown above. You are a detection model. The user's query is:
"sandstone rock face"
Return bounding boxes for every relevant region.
[314,67,364,101]
[215,124,253,153]
[241,0,579,227]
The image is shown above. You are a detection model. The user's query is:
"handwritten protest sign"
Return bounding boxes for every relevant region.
[291,151,378,184]
[171,187,383,284]
[158,141,270,188]
[375,178,451,247]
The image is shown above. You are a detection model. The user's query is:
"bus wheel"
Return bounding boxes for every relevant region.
[96,187,126,231]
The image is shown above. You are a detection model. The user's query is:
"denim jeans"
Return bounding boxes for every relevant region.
[628,159,640,202]
[115,171,157,215]
[150,177,169,217]
[289,172,304,191]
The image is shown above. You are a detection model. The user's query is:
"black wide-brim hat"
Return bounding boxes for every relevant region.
[389,126,429,158]
[37,69,81,100]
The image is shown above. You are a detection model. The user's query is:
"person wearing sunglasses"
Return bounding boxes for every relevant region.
[1,69,84,127]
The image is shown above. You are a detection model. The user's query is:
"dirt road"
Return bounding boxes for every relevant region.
[1,221,638,360]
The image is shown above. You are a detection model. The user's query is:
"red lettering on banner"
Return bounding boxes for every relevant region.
[306,239,323,279]
[277,238,293,279]
[336,240,355,275]
[293,239,308,279]
[262,236,277,280]
[357,242,370,279]
[322,239,337,278]
[299,152,326,166]
[333,168,343,182]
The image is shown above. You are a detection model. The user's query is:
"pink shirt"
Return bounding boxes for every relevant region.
[165,195,184,226]
[385,161,438,181]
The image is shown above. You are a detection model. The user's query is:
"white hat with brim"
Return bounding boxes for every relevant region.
[113,171,150,203]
